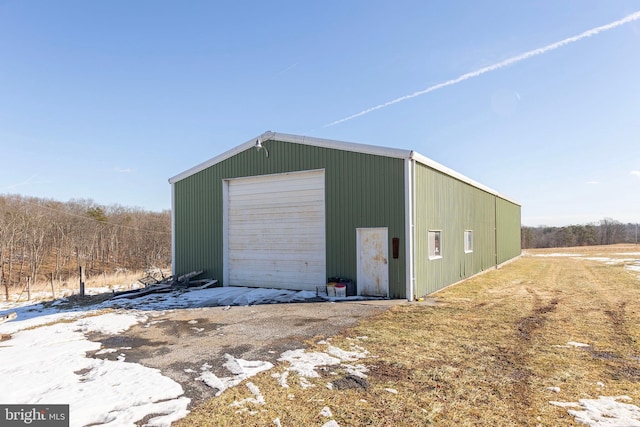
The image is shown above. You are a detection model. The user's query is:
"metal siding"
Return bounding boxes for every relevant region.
[173,140,407,298]
[414,164,499,296]
[496,197,522,263]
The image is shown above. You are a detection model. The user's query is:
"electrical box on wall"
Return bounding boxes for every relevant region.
[392,237,400,259]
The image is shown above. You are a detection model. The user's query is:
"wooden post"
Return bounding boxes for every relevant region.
[1,271,6,302]
[27,276,31,301]
[50,273,56,299]
[79,266,85,297]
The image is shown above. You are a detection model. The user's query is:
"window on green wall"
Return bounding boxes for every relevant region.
[428,230,442,259]
[464,230,473,253]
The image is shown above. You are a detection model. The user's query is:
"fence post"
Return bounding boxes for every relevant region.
[27,276,31,301]
[1,272,6,302]
[50,273,56,299]
[79,266,85,297]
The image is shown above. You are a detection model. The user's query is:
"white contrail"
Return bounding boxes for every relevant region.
[324,10,640,128]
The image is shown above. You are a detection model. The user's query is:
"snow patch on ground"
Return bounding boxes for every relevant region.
[319,406,333,417]
[279,349,342,378]
[551,396,640,426]
[528,252,640,279]
[277,340,370,379]
[0,312,189,427]
[197,354,274,396]
[0,286,332,426]
[231,382,266,413]
[567,341,591,348]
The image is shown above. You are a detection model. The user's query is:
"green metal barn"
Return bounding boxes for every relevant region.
[169,131,521,300]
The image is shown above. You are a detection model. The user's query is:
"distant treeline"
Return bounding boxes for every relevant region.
[0,194,171,293]
[521,218,639,249]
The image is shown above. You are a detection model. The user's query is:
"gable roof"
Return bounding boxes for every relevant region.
[169,131,519,205]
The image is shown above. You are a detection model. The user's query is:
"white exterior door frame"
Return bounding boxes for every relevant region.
[356,227,389,297]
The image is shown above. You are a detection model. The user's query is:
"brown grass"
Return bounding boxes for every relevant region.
[177,244,640,426]
[3,269,161,303]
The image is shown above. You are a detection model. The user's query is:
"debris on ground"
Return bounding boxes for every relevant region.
[111,270,219,300]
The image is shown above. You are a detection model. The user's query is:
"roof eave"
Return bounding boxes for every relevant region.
[168,131,412,184]
[168,131,520,206]
[410,151,520,206]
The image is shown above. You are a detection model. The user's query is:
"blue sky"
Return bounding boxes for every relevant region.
[1,1,639,226]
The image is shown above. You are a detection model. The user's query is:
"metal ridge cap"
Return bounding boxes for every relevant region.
[268,132,413,159]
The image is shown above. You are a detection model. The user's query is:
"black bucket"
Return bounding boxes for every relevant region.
[342,280,356,297]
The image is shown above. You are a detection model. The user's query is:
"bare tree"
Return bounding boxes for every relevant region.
[0,194,171,291]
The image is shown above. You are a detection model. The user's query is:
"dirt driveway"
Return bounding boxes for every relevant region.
[86,300,400,406]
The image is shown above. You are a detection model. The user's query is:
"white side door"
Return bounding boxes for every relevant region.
[356,228,389,297]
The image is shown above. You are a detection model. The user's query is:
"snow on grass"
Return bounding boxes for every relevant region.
[573,255,640,278]
[75,312,146,334]
[0,284,316,426]
[0,312,189,427]
[547,336,640,426]
[279,349,342,378]
[275,339,372,390]
[272,370,290,388]
[326,343,368,361]
[567,341,591,348]
[0,286,325,335]
[319,406,333,417]
[550,396,640,426]
[6,280,640,426]
[532,251,640,279]
[230,382,266,413]
[0,286,377,426]
[197,354,274,396]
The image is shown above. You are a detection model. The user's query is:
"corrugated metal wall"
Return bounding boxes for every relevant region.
[173,140,407,298]
[496,197,522,264]
[413,163,511,296]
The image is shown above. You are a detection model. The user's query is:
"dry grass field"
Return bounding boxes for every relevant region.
[2,269,166,304]
[178,244,640,426]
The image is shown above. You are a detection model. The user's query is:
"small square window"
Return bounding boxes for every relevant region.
[428,230,442,259]
[464,230,473,253]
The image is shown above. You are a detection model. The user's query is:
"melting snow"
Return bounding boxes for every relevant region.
[0,285,326,425]
[0,312,189,427]
[230,382,266,410]
[528,251,640,279]
[197,354,274,396]
[567,341,591,348]
[551,396,640,426]
[319,406,333,417]
[279,349,342,378]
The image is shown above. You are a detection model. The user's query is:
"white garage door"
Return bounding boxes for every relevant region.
[225,170,326,290]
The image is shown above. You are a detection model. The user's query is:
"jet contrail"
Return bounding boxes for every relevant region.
[324,10,640,128]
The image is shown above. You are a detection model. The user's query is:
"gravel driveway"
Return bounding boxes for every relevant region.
[86,300,400,405]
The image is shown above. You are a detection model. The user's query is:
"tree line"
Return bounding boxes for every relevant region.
[521,218,639,249]
[0,194,171,297]
[2,193,636,295]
